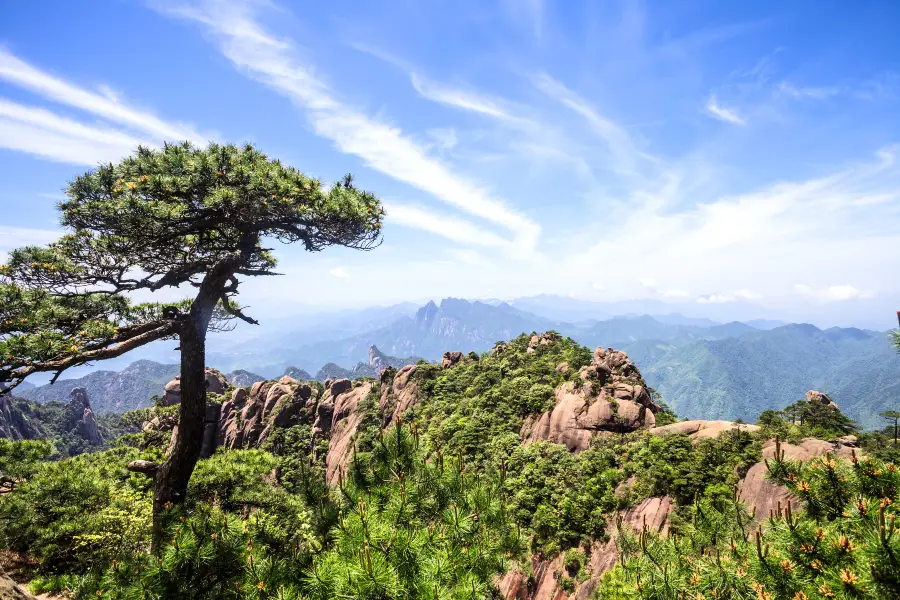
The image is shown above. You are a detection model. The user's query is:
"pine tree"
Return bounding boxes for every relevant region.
[0,142,383,548]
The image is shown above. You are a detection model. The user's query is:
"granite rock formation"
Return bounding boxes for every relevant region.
[521,346,661,451]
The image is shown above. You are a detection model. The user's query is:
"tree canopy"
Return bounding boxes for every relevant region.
[1,142,384,391]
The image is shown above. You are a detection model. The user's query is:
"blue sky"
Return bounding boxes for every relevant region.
[1,0,899,327]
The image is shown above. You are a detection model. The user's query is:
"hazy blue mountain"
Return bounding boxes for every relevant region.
[17,360,179,414]
[225,370,268,387]
[628,324,900,430]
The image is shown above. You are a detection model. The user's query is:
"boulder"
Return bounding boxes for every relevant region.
[328,378,353,398]
[523,344,663,450]
[737,438,858,522]
[441,351,464,369]
[160,369,228,406]
[805,389,838,408]
[0,569,39,600]
[648,420,761,440]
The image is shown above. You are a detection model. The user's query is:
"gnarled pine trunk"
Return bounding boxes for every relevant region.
[150,321,208,551]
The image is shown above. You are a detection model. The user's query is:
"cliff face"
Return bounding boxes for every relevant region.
[0,396,44,441]
[521,341,662,451]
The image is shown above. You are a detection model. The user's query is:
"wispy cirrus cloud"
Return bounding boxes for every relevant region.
[0,49,208,165]
[776,82,843,100]
[158,0,541,256]
[534,73,657,175]
[0,225,61,259]
[705,94,745,124]
[410,74,522,122]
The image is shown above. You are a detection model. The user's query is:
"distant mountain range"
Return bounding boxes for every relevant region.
[10,297,899,428]
[17,360,179,414]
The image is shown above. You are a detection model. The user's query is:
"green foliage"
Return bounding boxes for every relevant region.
[758,398,859,444]
[66,423,522,599]
[627,428,761,507]
[0,438,53,485]
[596,451,900,600]
[412,332,592,462]
[503,440,625,553]
[305,424,523,599]
[0,446,153,575]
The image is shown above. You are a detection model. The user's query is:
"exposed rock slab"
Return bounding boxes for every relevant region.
[523,346,659,451]
[737,437,859,522]
[0,569,38,600]
[499,496,673,600]
[648,420,760,440]
[324,382,374,485]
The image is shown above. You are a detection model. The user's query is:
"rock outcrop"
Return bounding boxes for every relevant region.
[521,347,660,451]
[67,388,103,445]
[218,376,316,450]
[379,365,420,426]
[649,419,760,440]
[737,437,859,522]
[160,369,227,406]
[320,380,374,485]
[499,496,674,600]
[0,396,43,441]
[0,569,38,600]
[440,351,464,369]
[805,389,838,408]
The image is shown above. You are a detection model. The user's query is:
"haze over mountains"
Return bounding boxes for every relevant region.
[14,296,899,429]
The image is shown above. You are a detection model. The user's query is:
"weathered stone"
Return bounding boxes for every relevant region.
[328,378,352,397]
[0,568,39,600]
[649,420,761,440]
[325,382,374,485]
[805,389,839,408]
[441,351,464,369]
[380,364,420,425]
[737,438,857,522]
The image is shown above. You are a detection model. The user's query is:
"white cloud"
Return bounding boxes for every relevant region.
[0,50,210,165]
[426,127,458,151]
[697,293,736,304]
[794,284,873,302]
[695,290,759,303]
[448,248,489,267]
[329,266,349,279]
[411,74,519,122]
[639,277,657,289]
[732,289,762,300]
[777,82,842,100]
[0,225,61,259]
[592,283,606,291]
[662,289,690,298]
[385,202,510,247]
[0,49,206,144]
[161,0,541,255]
[0,98,149,164]
[705,95,745,124]
[535,73,654,174]
[566,147,900,307]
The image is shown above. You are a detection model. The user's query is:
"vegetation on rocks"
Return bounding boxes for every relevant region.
[0,325,897,599]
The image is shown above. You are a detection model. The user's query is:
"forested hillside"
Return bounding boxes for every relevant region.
[630,323,899,429]
[2,332,898,599]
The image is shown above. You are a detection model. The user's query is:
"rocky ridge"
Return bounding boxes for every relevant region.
[137,335,863,600]
[522,340,663,451]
